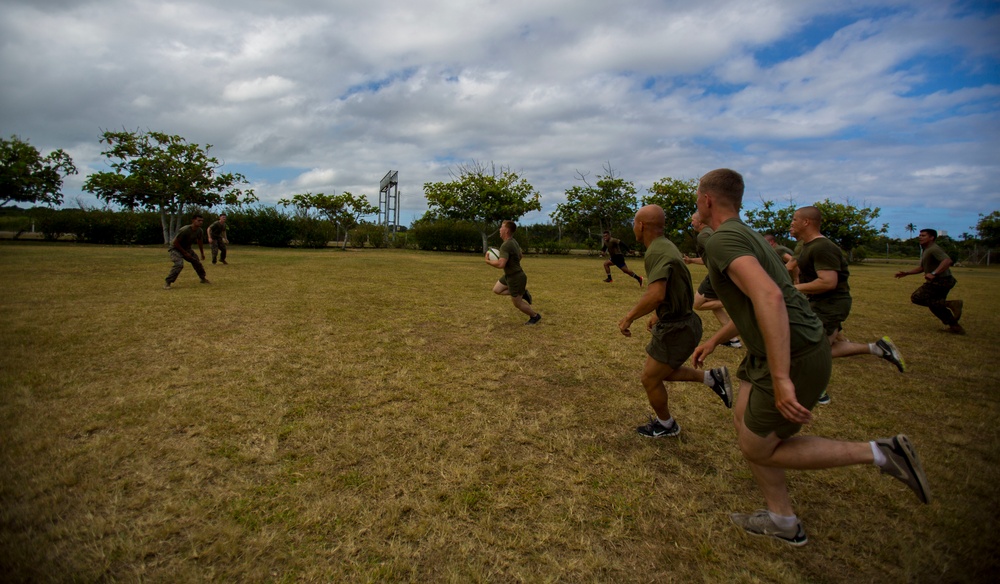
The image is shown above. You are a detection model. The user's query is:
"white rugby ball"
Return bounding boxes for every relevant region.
[486,248,501,261]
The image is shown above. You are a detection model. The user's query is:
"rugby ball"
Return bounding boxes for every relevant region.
[486,248,501,261]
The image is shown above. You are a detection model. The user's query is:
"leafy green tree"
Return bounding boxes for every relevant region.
[642,177,698,245]
[83,129,256,243]
[551,163,637,245]
[1,135,77,208]
[976,211,1000,247]
[280,191,378,249]
[423,160,541,251]
[812,198,888,260]
[744,198,797,238]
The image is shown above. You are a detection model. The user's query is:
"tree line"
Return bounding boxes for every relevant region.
[3,132,999,259]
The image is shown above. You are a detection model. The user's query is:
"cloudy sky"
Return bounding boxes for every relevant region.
[2,0,998,238]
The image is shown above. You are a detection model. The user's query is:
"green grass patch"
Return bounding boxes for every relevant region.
[1,242,998,582]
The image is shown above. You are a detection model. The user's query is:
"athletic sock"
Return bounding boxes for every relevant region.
[869,343,883,357]
[657,416,675,428]
[632,274,641,281]
[768,511,798,530]
[871,441,887,467]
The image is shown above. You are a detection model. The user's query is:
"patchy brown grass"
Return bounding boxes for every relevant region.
[1,242,998,583]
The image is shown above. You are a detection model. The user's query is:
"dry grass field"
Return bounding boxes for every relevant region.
[1,242,998,583]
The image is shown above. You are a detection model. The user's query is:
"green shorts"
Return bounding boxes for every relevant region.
[739,336,832,439]
[646,313,702,369]
[499,272,527,297]
[697,275,718,300]
[809,295,852,336]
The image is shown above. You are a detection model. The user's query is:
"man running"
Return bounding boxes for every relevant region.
[789,206,906,406]
[895,229,964,334]
[618,205,733,438]
[692,169,930,546]
[487,220,541,325]
[207,213,229,265]
[164,214,211,289]
[600,231,643,286]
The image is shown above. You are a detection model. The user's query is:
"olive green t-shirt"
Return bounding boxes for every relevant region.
[208,221,227,238]
[499,238,524,278]
[797,237,850,300]
[774,245,794,261]
[172,225,204,251]
[643,236,694,322]
[704,218,824,358]
[695,227,714,257]
[920,243,952,278]
[603,237,623,256]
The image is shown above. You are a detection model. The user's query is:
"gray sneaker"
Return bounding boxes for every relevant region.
[636,416,680,438]
[708,367,733,408]
[876,434,932,504]
[876,336,906,373]
[730,509,808,547]
[163,282,172,290]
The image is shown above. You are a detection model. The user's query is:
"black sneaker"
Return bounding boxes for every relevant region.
[604,277,613,283]
[876,336,906,373]
[708,367,733,408]
[875,434,932,504]
[730,510,808,547]
[636,416,680,438]
[523,289,532,305]
[721,338,743,349]
[200,278,211,285]
[817,391,831,405]
[525,314,541,325]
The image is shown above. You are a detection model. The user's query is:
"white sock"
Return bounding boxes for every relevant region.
[869,343,883,357]
[658,416,675,428]
[768,511,798,529]
[871,441,886,466]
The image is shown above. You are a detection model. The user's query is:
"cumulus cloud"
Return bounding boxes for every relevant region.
[0,0,997,236]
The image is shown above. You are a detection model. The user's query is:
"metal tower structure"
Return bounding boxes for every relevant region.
[379,170,399,243]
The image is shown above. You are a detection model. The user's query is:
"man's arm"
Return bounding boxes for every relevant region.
[924,257,953,280]
[795,270,837,295]
[618,279,665,337]
[197,232,205,259]
[172,238,195,261]
[485,252,507,269]
[895,264,923,278]
[683,255,705,265]
[727,255,812,424]
[207,224,214,244]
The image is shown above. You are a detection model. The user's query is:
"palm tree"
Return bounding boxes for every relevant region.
[905,223,917,239]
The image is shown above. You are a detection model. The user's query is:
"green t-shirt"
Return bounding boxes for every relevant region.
[704,218,824,358]
[920,243,952,278]
[774,245,794,261]
[695,227,714,257]
[603,237,625,256]
[643,236,694,322]
[208,221,227,238]
[172,225,204,251]
[797,237,850,300]
[499,238,524,278]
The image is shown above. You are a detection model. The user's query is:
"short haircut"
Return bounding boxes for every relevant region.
[920,228,937,239]
[603,230,610,235]
[192,213,203,220]
[763,233,777,243]
[502,220,517,233]
[797,206,822,225]
[699,168,745,210]
[219,213,227,218]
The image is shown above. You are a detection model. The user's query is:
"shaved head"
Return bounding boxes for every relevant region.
[636,204,665,231]
[796,206,822,225]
